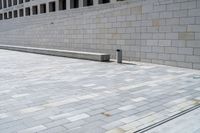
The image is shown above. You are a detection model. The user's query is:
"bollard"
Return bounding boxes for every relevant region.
[116,49,122,63]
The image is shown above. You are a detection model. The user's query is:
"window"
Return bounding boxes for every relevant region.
[8,0,12,7]
[83,0,93,6]
[25,7,30,16]
[70,0,78,8]
[49,1,56,12]
[99,0,110,4]
[0,0,2,9]
[59,0,66,10]
[19,0,23,4]
[0,14,3,20]
[19,9,23,17]
[40,4,46,13]
[32,6,38,15]
[3,0,7,8]
[4,12,7,19]
[14,10,18,18]
[25,0,30,2]
[13,0,17,5]
[8,11,12,18]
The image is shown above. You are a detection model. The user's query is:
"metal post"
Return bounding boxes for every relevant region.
[116,49,122,63]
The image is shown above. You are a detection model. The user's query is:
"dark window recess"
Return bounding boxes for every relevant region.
[19,9,23,17]
[32,6,38,15]
[4,13,7,19]
[25,0,30,2]
[0,14,3,20]
[84,0,93,6]
[99,0,110,4]
[3,0,7,8]
[14,10,18,18]
[19,0,23,4]
[13,0,17,5]
[8,0,12,7]
[59,0,66,10]
[0,0,3,9]
[8,11,12,18]
[40,4,46,13]
[70,0,78,8]
[25,7,30,16]
[49,2,56,12]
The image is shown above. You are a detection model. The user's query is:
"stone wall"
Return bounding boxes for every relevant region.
[0,0,200,69]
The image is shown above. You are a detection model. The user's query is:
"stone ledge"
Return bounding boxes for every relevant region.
[0,45,110,62]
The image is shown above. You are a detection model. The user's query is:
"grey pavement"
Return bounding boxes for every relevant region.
[146,108,200,133]
[0,49,200,133]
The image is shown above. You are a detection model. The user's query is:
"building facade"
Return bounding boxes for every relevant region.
[0,0,200,69]
[0,0,120,20]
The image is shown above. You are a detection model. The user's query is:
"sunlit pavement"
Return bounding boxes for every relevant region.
[0,49,200,133]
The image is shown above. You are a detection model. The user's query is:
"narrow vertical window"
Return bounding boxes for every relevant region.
[49,1,56,12]
[40,4,46,14]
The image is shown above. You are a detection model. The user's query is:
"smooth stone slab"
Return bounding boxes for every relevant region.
[0,45,110,62]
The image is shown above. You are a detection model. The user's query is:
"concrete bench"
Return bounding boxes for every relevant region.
[0,45,110,62]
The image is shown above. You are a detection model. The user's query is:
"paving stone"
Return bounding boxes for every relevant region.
[20,107,45,114]
[102,121,124,130]
[67,113,90,122]
[0,50,199,133]
[18,125,47,133]
[49,113,72,120]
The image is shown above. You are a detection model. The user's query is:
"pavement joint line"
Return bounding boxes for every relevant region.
[133,103,200,133]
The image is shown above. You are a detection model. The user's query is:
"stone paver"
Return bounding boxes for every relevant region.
[0,49,200,133]
[146,108,200,133]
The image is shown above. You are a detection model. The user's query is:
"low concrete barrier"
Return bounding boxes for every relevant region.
[0,45,110,62]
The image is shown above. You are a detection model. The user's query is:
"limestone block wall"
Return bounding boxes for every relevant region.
[0,0,200,69]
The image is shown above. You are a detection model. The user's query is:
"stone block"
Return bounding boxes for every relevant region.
[186,40,200,48]
[195,33,200,40]
[164,61,177,67]
[189,9,200,17]
[131,6,142,15]
[152,46,164,53]
[188,25,200,32]
[173,10,188,17]
[147,40,158,46]
[180,17,195,25]
[177,62,193,69]
[141,33,153,39]
[193,63,200,69]
[170,54,185,62]
[164,47,178,54]
[158,53,170,60]
[181,1,196,10]
[153,33,165,39]
[0,45,110,62]
[159,40,171,46]
[166,33,178,40]
[146,53,158,59]
[185,55,200,63]
[154,5,166,12]
[178,32,195,40]
[142,4,153,14]
[160,11,173,18]
[167,3,181,11]
[159,26,171,32]
[152,19,160,27]
[178,48,193,55]
[172,26,187,32]
[141,46,152,52]
[166,18,179,25]
[194,48,200,56]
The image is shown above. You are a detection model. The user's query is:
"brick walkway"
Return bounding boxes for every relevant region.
[0,50,200,133]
